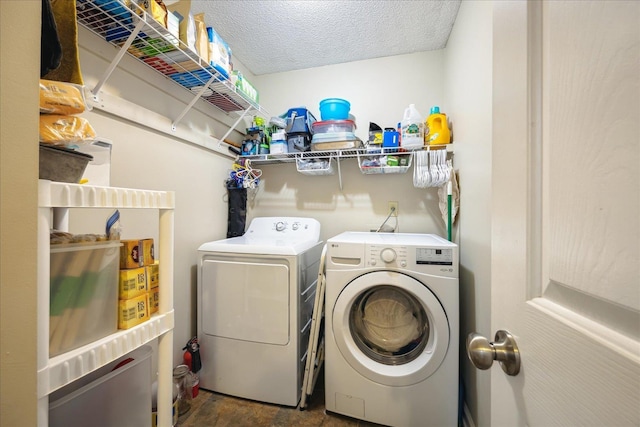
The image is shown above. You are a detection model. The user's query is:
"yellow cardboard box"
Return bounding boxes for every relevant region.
[148,288,159,314]
[118,293,149,329]
[118,267,147,300]
[120,238,154,269]
[146,262,159,289]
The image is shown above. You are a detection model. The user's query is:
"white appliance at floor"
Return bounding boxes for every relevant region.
[197,217,323,406]
[324,232,459,426]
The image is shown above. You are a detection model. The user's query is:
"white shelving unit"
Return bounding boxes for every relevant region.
[37,180,175,426]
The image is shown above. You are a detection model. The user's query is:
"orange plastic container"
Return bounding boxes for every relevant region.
[425,106,451,145]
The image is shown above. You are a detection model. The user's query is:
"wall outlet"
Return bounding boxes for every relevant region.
[388,201,398,217]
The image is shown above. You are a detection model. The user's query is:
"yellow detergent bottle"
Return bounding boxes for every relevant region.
[426,106,451,145]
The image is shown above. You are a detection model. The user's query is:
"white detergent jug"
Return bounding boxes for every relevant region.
[401,104,425,150]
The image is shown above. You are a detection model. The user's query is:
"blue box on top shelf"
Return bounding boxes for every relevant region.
[383,130,399,148]
[106,26,147,43]
[207,26,231,80]
[92,0,133,25]
[169,67,224,89]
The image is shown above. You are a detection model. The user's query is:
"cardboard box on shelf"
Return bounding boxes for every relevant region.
[166,0,196,54]
[148,288,159,314]
[118,267,147,300]
[167,11,180,47]
[118,293,150,329]
[146,262,159,289]
[120,238,154,269]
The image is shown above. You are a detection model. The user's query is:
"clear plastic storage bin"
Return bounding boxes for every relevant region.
[312,119,356,134]
[49,240,121,357]
[49,345,152,427]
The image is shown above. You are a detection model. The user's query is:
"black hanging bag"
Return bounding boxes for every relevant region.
[41,0,63,76]
[226,180,247,238]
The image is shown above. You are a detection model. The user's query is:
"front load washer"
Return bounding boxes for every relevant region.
[325,232,459,426]
[197,217,323,406]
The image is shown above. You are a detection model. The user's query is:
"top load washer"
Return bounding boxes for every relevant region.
[197,217,323,406]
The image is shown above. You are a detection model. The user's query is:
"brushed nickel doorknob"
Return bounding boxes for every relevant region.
[466,330,520,376]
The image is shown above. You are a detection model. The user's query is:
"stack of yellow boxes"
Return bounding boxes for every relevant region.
[118,238,155,329]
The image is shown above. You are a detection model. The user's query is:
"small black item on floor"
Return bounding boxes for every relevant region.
[183,337,202,373]
[226,179,247,238]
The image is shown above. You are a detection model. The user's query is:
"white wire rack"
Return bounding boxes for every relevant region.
[76,0,268,137]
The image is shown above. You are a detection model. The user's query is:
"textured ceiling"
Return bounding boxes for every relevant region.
[186,0,461,76]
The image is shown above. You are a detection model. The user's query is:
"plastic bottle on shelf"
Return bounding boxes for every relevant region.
[400,104,425,150]
[425,106,451,145]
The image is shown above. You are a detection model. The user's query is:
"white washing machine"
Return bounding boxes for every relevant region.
[325,232,459,426]
[197,217,323,406]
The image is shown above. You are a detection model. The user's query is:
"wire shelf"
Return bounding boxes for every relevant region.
[242,147,416,165]
[76,0,265,116]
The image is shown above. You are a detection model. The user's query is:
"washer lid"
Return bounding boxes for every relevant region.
[198,217,321,255]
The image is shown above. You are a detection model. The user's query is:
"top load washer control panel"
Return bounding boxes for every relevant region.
[245,217,321,241]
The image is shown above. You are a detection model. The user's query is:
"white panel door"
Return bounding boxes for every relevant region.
[487,1,640,426]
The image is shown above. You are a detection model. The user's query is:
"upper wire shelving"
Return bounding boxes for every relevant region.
[76,0,268,140]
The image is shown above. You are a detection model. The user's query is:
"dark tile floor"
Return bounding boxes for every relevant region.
[177,368,382,426]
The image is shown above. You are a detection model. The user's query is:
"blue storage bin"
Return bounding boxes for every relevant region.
[284,108,317,134]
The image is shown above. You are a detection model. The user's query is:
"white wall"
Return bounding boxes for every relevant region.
[251,52,452,241]
[443,1,494,426]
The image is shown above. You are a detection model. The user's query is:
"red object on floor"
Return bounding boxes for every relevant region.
[183,350,192,372]
[192,378,199,398]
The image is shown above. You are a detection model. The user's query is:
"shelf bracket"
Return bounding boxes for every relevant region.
[171,73,220,131]
[91,19,145,101]
[336,157,343,191]
[217,106,252,148]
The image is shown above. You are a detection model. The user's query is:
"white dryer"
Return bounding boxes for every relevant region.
[197,217,323,406]
[325,232,459,426]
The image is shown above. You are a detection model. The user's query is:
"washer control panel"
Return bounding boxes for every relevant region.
[367,245,454,269]
[368,245,408,268]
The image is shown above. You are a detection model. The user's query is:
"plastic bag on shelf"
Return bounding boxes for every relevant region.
[40,115,96,145]
[40,79,86,115]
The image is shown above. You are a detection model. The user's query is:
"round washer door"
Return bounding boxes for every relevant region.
[332,270,450,387]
